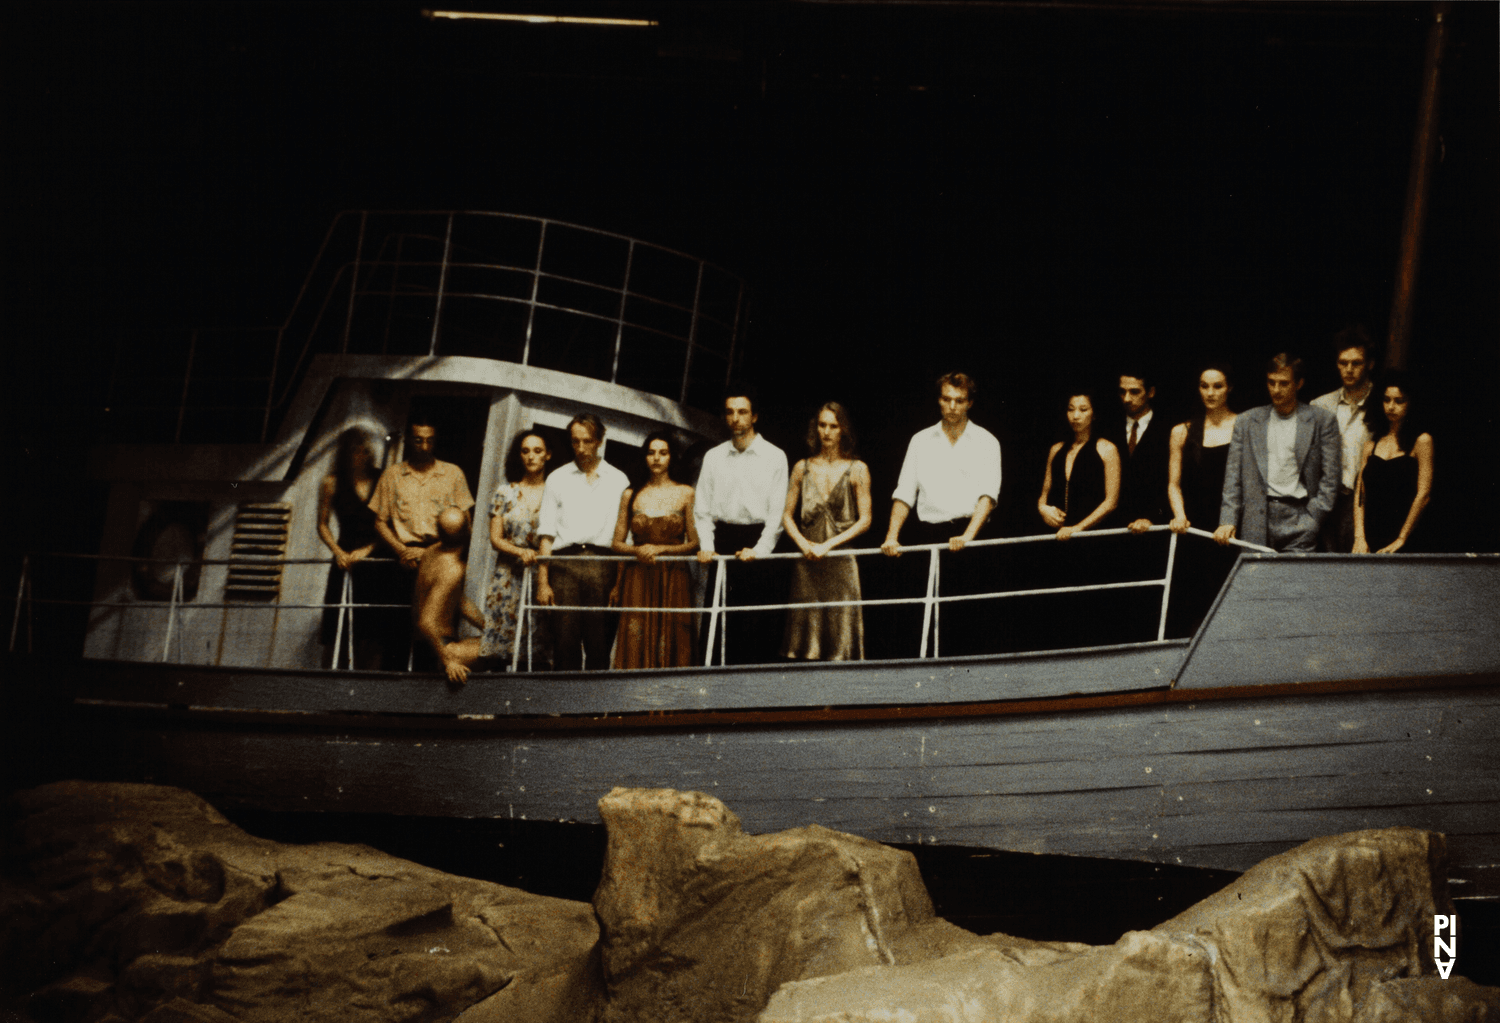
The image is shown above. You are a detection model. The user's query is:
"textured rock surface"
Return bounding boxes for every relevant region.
[761,826,1483,1023]
[3,781,600,1023]
[1351,976,1500,1021]
[591,787,948,1023]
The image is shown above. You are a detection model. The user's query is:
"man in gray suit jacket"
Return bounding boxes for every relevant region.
[1214,353,1341,552]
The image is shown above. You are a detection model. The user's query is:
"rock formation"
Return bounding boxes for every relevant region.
[5,781,1496,1023]
[2,781,599,1023]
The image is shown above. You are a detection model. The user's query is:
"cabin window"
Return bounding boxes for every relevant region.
[224,503,293,602]
[130,501,208,602]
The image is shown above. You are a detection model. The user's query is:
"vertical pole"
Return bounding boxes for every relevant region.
[1157,531,1178,643]
[679,261,705,405]
[8,555,27,654]
[342,210,368,354]
[429,213,454,356]
[260,326,283,444]
[1386,1,1450,371]
[611,240,635,384]
[174,329,198,444]
[932,549,942,659]
[521,221,548,366]
[724,281,744,388]
[513,566,531,674]
[918,547,938,658]
[717,564,728,666]
[704,558,726,667]
[161,564,183,663]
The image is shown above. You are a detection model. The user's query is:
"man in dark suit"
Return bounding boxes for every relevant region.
[1110,369,1171,532]
[1215,353,1341,552]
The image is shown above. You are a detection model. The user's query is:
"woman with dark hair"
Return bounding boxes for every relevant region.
[781,402,872,660]
[1168,365,1238,534]
[318,427,396,668]
[1354,372,1434,553]
[1038,391,1121,539]
[482,431,551,666]
[609,430,699,668]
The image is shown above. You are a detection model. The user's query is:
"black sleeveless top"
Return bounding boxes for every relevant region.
[331,478,381,549]
[1361,450,1421,551]
[1181,418,1231,529]
[1047,439,1107,526]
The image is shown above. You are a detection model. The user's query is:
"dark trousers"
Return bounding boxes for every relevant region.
[1320,487,1355,553]
[895,517,994,658]
[548,546,618,671]
[706,522,786,666]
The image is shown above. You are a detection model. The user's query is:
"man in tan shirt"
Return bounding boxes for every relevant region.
[369,418,475,569]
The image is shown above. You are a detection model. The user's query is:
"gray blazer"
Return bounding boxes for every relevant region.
[1219,403,1342,548]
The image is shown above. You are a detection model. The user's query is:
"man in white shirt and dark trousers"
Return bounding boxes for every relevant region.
[880,372,1002,656]
[694,385,789,665]
[1310,325,1375,552]
[537,413,630,671]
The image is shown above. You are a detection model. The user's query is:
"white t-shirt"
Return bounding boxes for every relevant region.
[1266,409,1307,500]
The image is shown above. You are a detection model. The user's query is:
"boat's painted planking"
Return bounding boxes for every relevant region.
[66,685,1500,890]
[1176,554,1500,689]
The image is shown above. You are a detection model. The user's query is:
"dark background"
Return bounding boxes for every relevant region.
[5,0,1497,552]
[4,0,1497,972]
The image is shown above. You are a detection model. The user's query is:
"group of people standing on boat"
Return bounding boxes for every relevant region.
[318,324,1434,680]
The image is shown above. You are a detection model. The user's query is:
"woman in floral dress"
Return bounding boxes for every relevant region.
[483,431,551,667]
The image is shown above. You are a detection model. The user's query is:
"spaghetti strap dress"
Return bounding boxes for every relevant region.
[1360,451,1422,552]
[613,509,696,669]
[782,462,864,661]
[322,478,408,663]
[1180,418,1231,530]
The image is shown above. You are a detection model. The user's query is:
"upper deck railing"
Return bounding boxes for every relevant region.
[10,528,1273,670]
[101,211,749,444]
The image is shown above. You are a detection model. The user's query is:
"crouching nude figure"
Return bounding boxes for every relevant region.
[414,507,486,684]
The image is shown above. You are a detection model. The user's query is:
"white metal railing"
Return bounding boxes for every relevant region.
[9,528,1273,668]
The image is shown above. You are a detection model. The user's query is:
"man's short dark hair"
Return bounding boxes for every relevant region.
[723,381,759,415]
[407,415,436,434]
[936,372,976,400]
[1332,324,1378,365]
[1118,366,1155,391]
[568,413,605,441]
[1266,352,1306,382]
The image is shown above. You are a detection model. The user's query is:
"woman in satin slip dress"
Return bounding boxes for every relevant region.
[609,430,700,669]
[780,402,872,661]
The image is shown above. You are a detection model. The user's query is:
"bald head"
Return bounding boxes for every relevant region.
[436,507,469,545]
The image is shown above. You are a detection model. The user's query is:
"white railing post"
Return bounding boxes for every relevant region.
[703,557,727,667]
[9,554,28,654]
[918,547,939,659]
[330,570,356,670]
[1157,531,1178,642]
[513,565,532,673]
[160,563,184,663]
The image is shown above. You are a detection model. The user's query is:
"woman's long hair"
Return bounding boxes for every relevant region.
[503,430,551,484]
[334,428,375,489]
[640,429,680,483]
[804,402,858,458]
[1364,370,1428,452]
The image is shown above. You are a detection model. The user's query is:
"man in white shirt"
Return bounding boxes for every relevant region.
[1310,326,1375,552]
[694,385,789,664]
[537,413,630,671]
[880,373,1002,655]
[1216,354,1341,553]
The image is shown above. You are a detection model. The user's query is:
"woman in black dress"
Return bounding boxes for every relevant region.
[1165,366,1239,637]
[1354,372,1434,554]
[1038,391,1121,539]
[318,428,401,668]
[1168,365,1238,534]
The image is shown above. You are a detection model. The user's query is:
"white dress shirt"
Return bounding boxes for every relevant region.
[892,421,1003,524]
[1311,387,1370,490]
[538,459,630,548]
[694,433,789,558]
[1266,409,1307,500]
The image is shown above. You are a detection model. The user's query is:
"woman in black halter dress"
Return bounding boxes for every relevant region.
[1038,391,1121,538]
[319,428,404,668]
[1354,372,1434,554]
[1162,367,1241,637]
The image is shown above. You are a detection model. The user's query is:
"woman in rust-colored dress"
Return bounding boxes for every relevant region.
[609,430,699,669]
